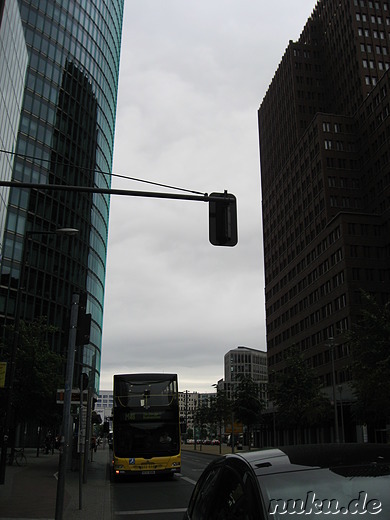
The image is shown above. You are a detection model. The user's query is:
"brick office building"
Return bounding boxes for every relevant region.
[258,0,390,440]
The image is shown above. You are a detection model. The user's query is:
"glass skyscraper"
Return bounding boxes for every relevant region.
[0,0,124,392]
[0,0,28,258]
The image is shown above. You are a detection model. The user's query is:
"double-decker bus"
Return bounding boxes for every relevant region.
[112,373,181,478]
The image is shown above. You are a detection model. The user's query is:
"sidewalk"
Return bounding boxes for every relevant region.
[0,443,235,519]
[0,445,111,520]
[181,442,243,456]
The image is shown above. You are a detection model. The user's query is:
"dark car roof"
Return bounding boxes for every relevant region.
[224,443,390,476]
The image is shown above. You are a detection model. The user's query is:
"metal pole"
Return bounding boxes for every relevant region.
[185,390,188,440]
[193,402,197,451]
[231,410,235,454]
[329,338,340,443]
[83,387,92,483]
[55,293,79,520]
[0,181,235,205]
[339,385,345,443]
[78,380,85,510]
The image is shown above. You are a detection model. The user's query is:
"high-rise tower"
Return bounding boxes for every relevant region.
[0,0,124,392]
[259,0,390,406]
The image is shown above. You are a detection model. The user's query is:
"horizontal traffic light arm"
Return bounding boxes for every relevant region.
[0,181,224,203]
[0,182,238,247]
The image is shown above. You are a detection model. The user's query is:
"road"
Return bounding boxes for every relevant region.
[111,450,216,518]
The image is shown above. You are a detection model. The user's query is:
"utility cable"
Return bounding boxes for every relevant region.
[0,148,205,196]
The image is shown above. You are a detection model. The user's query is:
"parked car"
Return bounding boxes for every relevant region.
[183,443,390,519]
[211,439,220,445]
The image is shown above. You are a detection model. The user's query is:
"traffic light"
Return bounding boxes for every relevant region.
[79,372,89,391]
[209,192,238,246]
[76,292,92,346]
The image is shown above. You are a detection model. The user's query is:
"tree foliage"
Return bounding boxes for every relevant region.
[346,292,390,424]
[208,389,231,452]
[12,317,64,425]
[233,376,263,437]
[269,345,332,429]
[209,389,232,430]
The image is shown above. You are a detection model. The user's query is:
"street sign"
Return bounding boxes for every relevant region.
[0,362,6,388]
[56,388,88,405]
[225,422,243,434]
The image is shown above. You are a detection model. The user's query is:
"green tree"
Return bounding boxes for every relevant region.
[269,345,331,441]
[346,292,390,425]
[12,317,64,426]
[209,389,231,453]
[194,403,210,441]
[233,376,263,449]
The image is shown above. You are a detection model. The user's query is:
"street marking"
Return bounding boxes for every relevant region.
[115,508,187,515]
[181,476,197,485]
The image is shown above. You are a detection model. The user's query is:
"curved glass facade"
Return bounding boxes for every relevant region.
[0,0,124,392]
[0,0,28,256]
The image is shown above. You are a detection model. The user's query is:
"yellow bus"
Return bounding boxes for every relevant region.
[112,373,181,479]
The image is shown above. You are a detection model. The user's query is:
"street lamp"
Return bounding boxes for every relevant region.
[327,337,340,443]
[338,385,345,443]
[0,227,79,485]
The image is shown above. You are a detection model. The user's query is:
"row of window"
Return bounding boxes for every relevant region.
[358,27,387,37]
[356,12,386,24]
[269,331,350,373]
[360,42,388,54]
[354,0,389,9]
[330,196,362,208]
[328,176,360,188]
[269,314,348,353]
[322,122,343,133]
[353,0,389,11]
[324,139,346,150]
[268,268,345,334]
[363,59,390,70]
[266,226,341,301]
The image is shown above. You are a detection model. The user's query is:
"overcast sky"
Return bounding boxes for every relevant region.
[100,0,316,393]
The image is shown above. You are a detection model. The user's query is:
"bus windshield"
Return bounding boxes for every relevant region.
[113,373,180,460]
[114,421,179,458]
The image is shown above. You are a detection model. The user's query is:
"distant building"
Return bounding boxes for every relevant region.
[179,391,199,433]
[95,390,113,423]
[223,346,267,402]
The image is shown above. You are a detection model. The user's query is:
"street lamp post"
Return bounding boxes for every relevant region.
[0,228,78,485]
[328,337,340,444]
[338,385,345,443]
[185,390,188,440]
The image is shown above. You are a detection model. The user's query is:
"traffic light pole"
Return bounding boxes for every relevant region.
[0,181,212,201]
[0,181,238,246]
[55,293,79,520]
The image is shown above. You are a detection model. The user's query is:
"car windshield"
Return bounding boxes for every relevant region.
[260,465,390,518]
